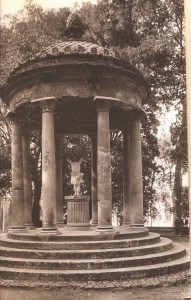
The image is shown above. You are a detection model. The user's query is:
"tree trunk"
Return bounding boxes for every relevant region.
[173,159,182,220]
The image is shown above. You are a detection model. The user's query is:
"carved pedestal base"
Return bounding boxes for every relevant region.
[65,196,90,230]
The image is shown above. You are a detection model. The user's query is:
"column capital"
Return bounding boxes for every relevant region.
[93,96,120,112]
[40,99,56,113]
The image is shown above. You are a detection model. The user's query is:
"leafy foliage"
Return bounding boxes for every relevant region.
[0,99,11,195]
[0,3,70,86]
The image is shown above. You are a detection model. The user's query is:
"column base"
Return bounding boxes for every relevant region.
[9,226,28,233]
[96,228,117,236]
[129,224,148,231]
[57,222,65,228]
[122,222,131,227]
[96,225,114,232]
[25,223,36,230]
[90,219,98,226]
[40,227,61,235]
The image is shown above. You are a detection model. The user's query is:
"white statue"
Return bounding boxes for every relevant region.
[67,157,84,196]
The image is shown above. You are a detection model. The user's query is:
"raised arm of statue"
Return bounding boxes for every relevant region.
[78,158,83,164]
[67,158,72,165]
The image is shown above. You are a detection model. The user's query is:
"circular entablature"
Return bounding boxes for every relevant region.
[17,98,136,134]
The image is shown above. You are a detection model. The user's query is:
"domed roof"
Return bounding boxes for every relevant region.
[1,12,148,101]
[37,40,119,60]
[36,12,120,60]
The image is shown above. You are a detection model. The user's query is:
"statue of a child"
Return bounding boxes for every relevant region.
[67,157,84,196]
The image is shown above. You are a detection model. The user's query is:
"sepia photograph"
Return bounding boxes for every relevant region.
[0,0,190,299]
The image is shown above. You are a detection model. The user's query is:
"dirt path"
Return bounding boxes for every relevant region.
[1,283,191,300]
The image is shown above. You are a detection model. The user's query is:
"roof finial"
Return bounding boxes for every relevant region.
[64,13,85,40]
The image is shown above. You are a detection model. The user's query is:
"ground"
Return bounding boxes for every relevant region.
[1,281,191,300]
[0,236,190,300]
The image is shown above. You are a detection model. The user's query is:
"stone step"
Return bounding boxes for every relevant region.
[0,232,160,250]
[0,243,186,270]
[0,237,173,260]
[0,255,190,281]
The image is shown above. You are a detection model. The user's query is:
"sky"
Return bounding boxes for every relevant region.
[0,0,97,18]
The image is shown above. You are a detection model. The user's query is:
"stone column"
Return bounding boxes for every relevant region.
[90,133,98,226]
[122,127,131,226]
[55,134,65,227]
[40,100,58,234]
[9,113,26,231]
[94,97,114,231]
[22,129,34,229]
[130,113,145,229]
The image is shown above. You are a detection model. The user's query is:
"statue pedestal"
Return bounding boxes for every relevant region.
[65,196,90,230]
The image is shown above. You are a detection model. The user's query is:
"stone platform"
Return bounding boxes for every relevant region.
[0,227,190,287]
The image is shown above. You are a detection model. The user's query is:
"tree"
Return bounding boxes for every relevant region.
[0,2,70,86]
[0,0,187,222]
[171,98,187,219]
[0,99,11,195]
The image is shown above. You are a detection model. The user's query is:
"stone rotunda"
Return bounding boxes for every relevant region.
[0,13,190,287]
